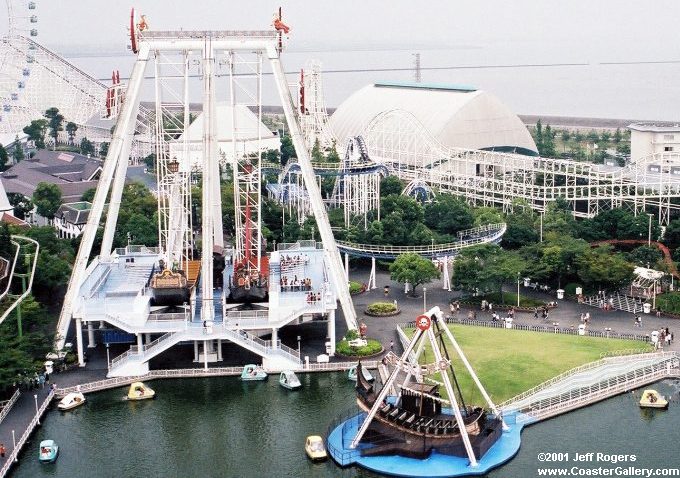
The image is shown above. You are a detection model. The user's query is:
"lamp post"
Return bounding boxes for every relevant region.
[34,394,39,425]
[517,272,521,307]
[648,213,653,246]
[423,287,427,312]
[540,212,544,242]
[653,279,657,310]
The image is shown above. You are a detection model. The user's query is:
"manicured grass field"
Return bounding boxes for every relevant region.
[409,324,653,404]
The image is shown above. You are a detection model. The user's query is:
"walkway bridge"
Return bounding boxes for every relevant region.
[499,351,680,423]
[336,223,506,260]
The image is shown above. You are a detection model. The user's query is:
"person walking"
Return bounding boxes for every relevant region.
[0,443,6,458]
[389,340,394,352]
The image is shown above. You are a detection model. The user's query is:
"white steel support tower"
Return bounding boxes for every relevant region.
[153,50,193,269]
[229,51,262,272]
[298,60,334,151]
[57,12,358,350]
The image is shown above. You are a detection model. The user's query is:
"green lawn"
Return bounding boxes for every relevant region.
[408,324,652,405]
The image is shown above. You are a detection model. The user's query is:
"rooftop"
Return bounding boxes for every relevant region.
[628,122,680,132]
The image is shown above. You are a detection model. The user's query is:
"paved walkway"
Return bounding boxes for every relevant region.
[347,265,680,354]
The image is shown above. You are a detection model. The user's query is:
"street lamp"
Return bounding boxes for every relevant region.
[423,287,427,312]
[517,272,521,307]
[34,394,39,425]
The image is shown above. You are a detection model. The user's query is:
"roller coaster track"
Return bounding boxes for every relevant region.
[0,236,39,326]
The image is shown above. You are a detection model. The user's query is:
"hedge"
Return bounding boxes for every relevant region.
[335,338,383,357]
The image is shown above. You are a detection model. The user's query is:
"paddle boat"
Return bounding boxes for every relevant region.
[639,389,668,409]
[279,370,302,390]
[38,440,59,463]
[57,392,86,411]
[241,364,267,381]
[305,435,327,461]
[126,382,155,401]
[347,364,374,382]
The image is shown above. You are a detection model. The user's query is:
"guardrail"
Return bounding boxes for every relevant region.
[0,389,54,478]
[0,389,20,426]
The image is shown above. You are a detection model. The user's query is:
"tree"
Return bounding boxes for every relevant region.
[32,182,62,220]
[627,245,662,268]
[99,141,109,158]
[23,119,48,149]
[502,222,539,249]
[32,251,72,301]
[575,245,634,293]
[613,128,623,144]
[0,223,12,259]
[12,137,24,162]
[600,131,611,143]
[0,143,8,171]
[80,137,95,156]
[280,135,296,165]
[65,121,78,145]
[311,138,324,162]
[326,141,340,162]
[44,107,64,146]
[382,195,423,225]
[380,175,403,197]
[534,119,544,154]
[390,253,440,297]
[663,218,680,250]
[541,125,556,157]
[560,130,571,143]
[7,193,33,220]
[424,195,474,236]
[80,188,96,203]
[453,244,524,302]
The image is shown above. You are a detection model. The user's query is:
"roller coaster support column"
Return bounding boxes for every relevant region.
[327,309,336,356]
[442,256,451,291]
[87,321,96,348]
[344,253,349,281]
[270,52,358,331]
[368,257,377,290]
[75,317,84,367]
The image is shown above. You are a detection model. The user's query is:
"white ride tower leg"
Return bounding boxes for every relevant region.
[368,257,377,290]
[270,54,358,331]
[56,45,150,351]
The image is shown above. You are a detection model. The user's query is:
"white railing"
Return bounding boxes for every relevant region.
[277,341,301,361]
[0,241,20,302]
[336,223,506,257]
[0,389,54,478]
[507,354,680,420]
[0,389,21,425]
[110,348,136,370]
[147,311,188,322]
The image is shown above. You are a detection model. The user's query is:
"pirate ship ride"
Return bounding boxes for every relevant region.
[326,307,525,477]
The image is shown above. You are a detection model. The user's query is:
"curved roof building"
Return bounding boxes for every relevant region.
[330,82,537,156]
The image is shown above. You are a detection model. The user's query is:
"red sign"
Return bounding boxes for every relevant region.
[415,315,431,331]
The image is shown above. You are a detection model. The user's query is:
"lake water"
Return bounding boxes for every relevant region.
[9,374,680,478]
[65,47,680,121]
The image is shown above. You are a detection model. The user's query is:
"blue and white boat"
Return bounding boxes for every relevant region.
[348,364,374,382]
[38,440,58,463]
[279,370,302,390]
[241,364,267,381]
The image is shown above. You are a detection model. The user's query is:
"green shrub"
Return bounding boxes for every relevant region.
[349,281,364,295]
[345,329,359,341]
[366,302,397,314]
[336,338,383,357]
[656,292,680,314]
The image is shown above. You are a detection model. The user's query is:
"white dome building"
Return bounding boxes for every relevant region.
[330,82,537,156]
[171,103,281,169]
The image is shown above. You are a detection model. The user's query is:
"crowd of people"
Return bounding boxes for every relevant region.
[280,275,313,292]
[652,327,674,350]
[280,254,309,270]
[306,291,322,304]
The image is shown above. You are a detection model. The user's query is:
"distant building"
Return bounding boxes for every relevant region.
[170,103,280,168]
[330,81,538,156]
[0,150,101,225]
[629,122,680,161]
[53,201,91,239]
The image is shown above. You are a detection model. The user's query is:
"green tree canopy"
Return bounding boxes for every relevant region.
[0,143,8,171]
[80,137,95,156]
[65,121,78,144]
[380,175,403,197]
[7,193,33,220]
[44,107,64,146]
[280,135,296,165]
[389,253,440,297]
[424,195,474,236]
[23,119,48,149]
[32,182,62,219]
[575,245,634,293]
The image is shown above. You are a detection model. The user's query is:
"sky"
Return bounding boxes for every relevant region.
[6,0,680,61]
